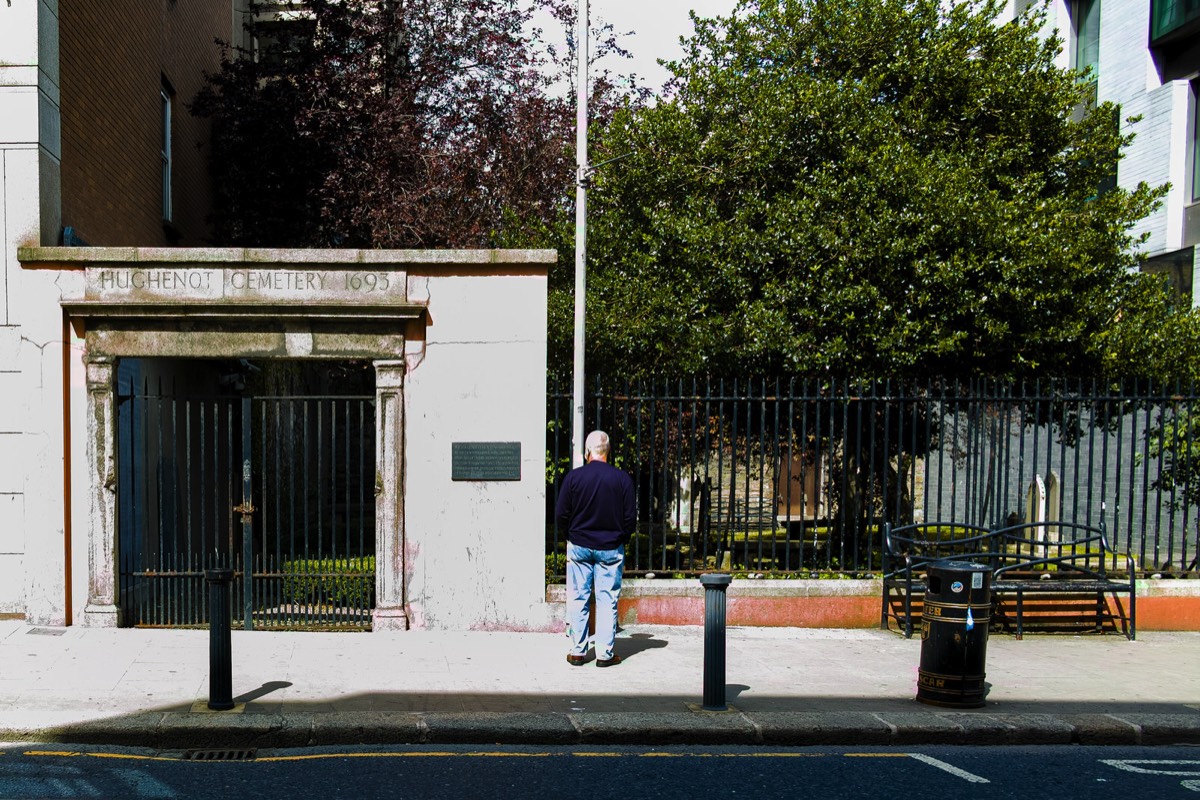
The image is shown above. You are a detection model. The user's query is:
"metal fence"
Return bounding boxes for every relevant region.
[547,378,1200,579]
[118,385,376,630]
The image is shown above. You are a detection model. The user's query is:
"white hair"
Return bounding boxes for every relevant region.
[584,430,610,458]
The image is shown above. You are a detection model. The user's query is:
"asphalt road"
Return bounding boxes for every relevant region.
[3,743,1200,799]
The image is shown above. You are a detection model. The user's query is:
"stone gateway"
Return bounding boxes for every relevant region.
[15,247,556,632]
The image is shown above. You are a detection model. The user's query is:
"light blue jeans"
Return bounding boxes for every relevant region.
[566,542,624,661]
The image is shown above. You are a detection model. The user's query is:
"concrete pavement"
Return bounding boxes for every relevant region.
[1,619,1198,748]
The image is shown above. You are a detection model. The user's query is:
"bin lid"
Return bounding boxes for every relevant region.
[934,559,989,573]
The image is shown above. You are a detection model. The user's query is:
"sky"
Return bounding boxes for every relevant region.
[529,1,740,95]
[591,0,739,91]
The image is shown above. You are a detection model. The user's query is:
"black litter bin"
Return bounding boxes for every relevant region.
[916,560,991,708]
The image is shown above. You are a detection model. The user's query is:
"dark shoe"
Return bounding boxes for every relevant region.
[566,654,587,666]
[596,654,622,668]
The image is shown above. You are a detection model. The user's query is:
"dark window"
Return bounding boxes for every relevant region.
[1152,0,1200,42]
[1192,80,1200,203]
[1072,0,1101,78]
[161,82,173,223]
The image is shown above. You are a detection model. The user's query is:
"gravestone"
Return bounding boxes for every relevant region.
[1026,474,1046,535]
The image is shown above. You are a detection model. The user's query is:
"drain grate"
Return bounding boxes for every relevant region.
[182,748,257,762]
[27,627,66,636]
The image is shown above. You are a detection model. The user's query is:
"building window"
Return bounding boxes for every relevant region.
[1072,0,1101,78]
[1192,80,1200,203]
[254,17,314,71]
[1153,0,1200,43]
[161,85,173,223]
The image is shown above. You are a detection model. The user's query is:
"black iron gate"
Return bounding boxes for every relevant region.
[117,371,376,630]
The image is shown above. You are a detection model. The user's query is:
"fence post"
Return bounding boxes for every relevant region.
[206,568,235,711]
[700,573,733,711]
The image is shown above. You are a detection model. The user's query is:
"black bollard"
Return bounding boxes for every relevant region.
[700,573,733,711]
[205,568,235,711]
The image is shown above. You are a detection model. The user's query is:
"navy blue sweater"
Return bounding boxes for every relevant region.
[555,460,636,550]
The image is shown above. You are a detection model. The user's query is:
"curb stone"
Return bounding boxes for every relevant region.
[4,711,1200,749]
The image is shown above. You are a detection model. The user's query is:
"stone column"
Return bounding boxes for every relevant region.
[373,360,408,631]
[82,355,118,627]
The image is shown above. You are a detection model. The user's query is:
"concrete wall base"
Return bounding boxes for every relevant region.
[547,579,1200,632]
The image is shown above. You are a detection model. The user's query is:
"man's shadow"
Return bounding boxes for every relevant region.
[615,631,668,661]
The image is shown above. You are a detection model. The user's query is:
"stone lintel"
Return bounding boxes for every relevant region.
[84,327,407,360]
[18,245,557,268]
[63,302,425,322]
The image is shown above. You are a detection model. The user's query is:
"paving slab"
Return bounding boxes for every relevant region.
[1,620,1198,747]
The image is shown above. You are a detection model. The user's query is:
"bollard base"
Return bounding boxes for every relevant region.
[688,702,739,714]
[191,700,245,714]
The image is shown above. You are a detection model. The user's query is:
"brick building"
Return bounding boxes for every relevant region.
[1,1,240,623]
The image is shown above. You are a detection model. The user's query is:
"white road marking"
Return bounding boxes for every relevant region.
[908,753,989,784]
[1101,760,1200,777]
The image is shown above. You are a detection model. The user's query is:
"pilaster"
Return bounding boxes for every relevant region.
[82,354,117,627]
[372,359,408,631]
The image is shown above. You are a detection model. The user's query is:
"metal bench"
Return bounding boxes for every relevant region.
[881,519,1137,640]
[990,520,1136,640]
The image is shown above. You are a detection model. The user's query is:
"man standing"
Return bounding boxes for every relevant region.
[555,430,636,666]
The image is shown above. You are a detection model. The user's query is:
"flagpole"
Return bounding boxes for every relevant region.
[571,0,589,468]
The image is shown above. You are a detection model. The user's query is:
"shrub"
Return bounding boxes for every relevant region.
[281,556,376,607]
[546,552,567,581]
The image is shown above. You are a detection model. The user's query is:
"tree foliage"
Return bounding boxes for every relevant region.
[572,0,1174,381]
[191,0,638,249]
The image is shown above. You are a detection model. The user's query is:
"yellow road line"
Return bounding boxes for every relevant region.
[260,751,827,761]
[26,750,181,763]
[87,752,182,762]
[572,752,622,757]
[22,749,847,764]
[257,751,555,762]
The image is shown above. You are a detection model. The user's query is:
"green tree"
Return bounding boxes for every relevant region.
[569,0,1172,382]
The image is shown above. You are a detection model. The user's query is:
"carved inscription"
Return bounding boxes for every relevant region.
[228,271,329,291]
[98,269,214,291]
[88,267,404,304]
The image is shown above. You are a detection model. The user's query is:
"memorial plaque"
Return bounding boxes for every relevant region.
[451,442,521,481]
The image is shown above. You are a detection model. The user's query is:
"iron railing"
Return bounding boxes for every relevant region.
[547,378,1200,579]
[117,387,376,630]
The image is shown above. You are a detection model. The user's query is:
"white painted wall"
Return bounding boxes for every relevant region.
[4,221,83,626]
[403,265,554,630]
[1,0,79,625]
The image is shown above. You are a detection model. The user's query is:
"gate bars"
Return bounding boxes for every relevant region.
[547,378,1200,579]
[117,384,376,629]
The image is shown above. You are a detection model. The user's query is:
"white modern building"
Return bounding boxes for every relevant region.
[1016,0,1200,303]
